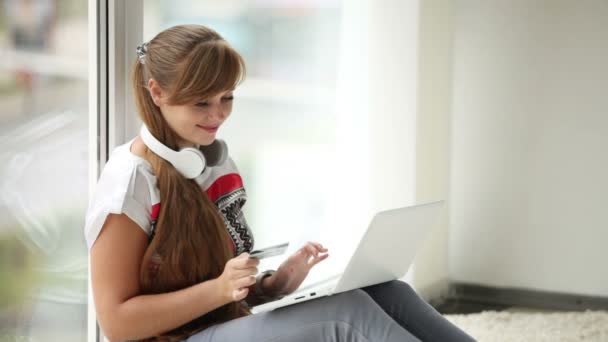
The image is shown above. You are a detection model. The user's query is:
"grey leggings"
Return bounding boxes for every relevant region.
[185,280,475,342]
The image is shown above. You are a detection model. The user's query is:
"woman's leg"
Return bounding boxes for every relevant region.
[362,280,475,342]
[186,289,421,342]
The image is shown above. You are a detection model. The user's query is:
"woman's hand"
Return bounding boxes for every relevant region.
[265,242,329,296]
[218,253,259,302]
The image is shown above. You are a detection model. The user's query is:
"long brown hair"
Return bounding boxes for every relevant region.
[131,24,247,341]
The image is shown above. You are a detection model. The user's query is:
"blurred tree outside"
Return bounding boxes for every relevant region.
[0,0,89,340]
[0,232,39,338]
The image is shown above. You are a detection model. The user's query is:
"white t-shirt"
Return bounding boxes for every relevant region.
[83,138,255,254]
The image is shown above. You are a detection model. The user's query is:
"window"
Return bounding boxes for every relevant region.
[0,0,89,340]
[0,1,419,340]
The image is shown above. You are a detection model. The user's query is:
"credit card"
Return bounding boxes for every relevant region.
[249,242,289,259]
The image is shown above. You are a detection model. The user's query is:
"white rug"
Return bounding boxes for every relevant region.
[444,310,608,342]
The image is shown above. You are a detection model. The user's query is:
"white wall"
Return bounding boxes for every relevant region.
[368,0,419,214]
[449,0,608,296]
[412,0,454,300]
[319,0,421,284]
[368,0,420,285]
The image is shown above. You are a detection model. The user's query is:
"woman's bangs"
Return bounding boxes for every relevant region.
[172,42,246,104]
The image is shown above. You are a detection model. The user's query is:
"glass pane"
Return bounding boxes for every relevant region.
[143,0,357,283]
[0,0,89,340]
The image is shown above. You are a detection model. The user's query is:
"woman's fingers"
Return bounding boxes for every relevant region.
[296,242,327,258]
[309,241,328,253]
[309,252,329,267]
[307,241,329,266]
[232,287,249,301]
[234,274,257,289]
[232,267,259,279]
[294,242,330,267]
[240,254,260,267]
[222,253,270,302]
[304,244,318,258]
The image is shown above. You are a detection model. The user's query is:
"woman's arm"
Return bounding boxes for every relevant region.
[91,213,232,341]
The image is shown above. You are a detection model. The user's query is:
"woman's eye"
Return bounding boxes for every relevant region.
[195,96,233,107]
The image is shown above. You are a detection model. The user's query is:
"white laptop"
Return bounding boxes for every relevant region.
[252,200,445,313]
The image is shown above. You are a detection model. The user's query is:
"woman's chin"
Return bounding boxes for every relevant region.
[197,137,216,147]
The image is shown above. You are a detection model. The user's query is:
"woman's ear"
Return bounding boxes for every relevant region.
[148,78,164,107]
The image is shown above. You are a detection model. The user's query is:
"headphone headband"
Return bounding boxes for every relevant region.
[140,124,174,161]
[139,124,206,179]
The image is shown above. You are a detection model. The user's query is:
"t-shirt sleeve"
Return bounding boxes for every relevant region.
[84,160,153,250]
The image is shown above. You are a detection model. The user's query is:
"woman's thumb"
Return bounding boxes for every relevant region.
[232,287,249,301]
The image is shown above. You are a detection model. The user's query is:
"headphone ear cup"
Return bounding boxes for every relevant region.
[173,147,206,179]
[199,139,228,167]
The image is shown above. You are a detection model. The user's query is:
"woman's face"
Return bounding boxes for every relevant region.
[149,79,234,147]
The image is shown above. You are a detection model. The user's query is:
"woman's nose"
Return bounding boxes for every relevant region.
[208,105,228,120]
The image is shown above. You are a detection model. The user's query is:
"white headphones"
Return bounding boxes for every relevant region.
[139,124,228,179]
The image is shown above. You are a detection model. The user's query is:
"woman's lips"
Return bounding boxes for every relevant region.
[197,125,218,133]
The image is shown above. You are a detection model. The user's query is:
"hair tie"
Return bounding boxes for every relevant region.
[136,41,150,64]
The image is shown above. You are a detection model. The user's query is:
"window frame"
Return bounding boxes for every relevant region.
[88,0,143,341]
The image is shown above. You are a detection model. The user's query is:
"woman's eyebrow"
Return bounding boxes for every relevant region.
[197,89,235,99]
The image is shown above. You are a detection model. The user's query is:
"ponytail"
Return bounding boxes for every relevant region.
[129,25,249,341]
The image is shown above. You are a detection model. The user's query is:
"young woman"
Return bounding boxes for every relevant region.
[85,24,475,342]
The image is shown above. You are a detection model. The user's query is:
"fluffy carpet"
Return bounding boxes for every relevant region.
[444,310,608,342]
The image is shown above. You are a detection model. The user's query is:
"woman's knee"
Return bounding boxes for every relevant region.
[365,280,415,294]
[363,280,422,308]
[338,288,380,306]
[322,289,383,318]
[384,280,417,295]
